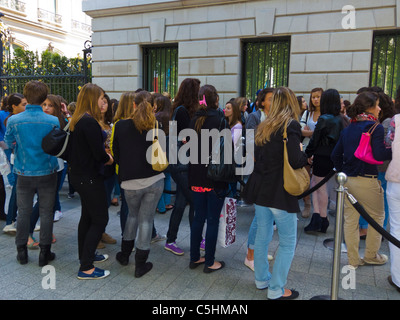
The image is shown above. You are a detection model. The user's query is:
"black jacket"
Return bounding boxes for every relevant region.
[68,114,110,179]
[305,114,344,158]
[112,119,161,182]
[243,120,308,213]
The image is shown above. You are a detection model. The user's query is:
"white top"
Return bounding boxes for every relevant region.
[300,110,319,148]
[121,173,165,190]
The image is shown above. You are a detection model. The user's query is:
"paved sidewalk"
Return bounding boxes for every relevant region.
[0,181,399,301]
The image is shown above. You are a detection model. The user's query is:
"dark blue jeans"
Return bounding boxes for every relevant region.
[6,173,17,225]
[167,170,194,243]
[190,189,225,267]
[15,173,57,247]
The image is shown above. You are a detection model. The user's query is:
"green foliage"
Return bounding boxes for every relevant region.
[4,47,91,78]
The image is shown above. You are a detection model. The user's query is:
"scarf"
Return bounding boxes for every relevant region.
[351,112,378,123]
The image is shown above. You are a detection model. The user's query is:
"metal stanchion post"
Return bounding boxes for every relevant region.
[311,172,347,300]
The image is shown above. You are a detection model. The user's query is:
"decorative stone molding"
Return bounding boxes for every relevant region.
[150,18,166,43]
[255,8,275,36]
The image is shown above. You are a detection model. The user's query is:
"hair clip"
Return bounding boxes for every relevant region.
[199,95,207,106]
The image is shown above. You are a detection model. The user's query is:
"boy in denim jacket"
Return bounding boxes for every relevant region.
[5,80,59,266]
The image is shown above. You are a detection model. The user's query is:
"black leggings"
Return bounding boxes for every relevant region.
[70,174,109,271]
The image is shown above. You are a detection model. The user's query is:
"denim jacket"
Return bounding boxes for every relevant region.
[4,104,59,176]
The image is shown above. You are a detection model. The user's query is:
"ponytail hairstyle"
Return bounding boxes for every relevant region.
[6,93,24,114]
[346,91,379,120]
[194,84,219,133]
[4,93,24,127]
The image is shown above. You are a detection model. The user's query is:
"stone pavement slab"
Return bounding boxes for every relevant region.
[0,181,399,302]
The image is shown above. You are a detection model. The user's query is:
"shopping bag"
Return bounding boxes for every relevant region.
[0,147,10,176]
[218,197,237,248]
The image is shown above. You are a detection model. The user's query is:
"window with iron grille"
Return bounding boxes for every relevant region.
[143,45,178,98]
[242,37,290,102]
[370,31,400,99]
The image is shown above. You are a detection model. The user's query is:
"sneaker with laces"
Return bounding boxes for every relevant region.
[164,242,184,255]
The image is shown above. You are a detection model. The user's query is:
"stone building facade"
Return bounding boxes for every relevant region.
[1,0,91,58]
[83,0,400,104]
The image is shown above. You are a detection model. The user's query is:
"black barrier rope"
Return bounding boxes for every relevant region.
[346,191,400,249]
[296,169,336,199]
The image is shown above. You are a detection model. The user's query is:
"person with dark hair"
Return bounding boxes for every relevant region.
[154,94,174,214]
[1,93,27,231]
[304,89,344,234]
[297,95,308,119]
[4,81,59,267]
[299,87,323,218]
[331,91,392,269]
[246,88,274,131]
[165,78,200,256]
[188,84,229,273]
[359,89,396,239]
[98,93,117,248]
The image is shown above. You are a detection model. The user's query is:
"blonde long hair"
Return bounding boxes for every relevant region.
[114,92,135,122]
[131,101,156,133]
[69,83,103,131]
[255,87,300,146]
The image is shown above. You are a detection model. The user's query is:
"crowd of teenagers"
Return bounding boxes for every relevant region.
[0,78,399,300]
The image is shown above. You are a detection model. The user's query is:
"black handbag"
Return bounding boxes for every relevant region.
[206,118,236,183]
[42,122,70,158]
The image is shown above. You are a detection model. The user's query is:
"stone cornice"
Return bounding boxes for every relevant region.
[82,0,254,18]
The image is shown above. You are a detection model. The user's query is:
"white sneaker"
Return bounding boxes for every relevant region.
[54,210,63,222]
[34,223,40,232]
[3,222,17,233]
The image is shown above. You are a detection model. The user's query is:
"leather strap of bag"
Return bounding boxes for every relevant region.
[55,121,70,158]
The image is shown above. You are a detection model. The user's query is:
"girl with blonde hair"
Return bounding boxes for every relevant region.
[68,83,114,280]
[112,99,164,278]
[243,87,307,300]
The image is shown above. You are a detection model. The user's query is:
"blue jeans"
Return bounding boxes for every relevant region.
[6,173,18,225]
[190,189,225,267]
[123,179,163,250]
[254,205,297,299]
[157,172,172,212]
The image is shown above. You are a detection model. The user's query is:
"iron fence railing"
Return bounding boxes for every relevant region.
[370,31,400,99]
[242,37,290,102]
[143,45,178,98]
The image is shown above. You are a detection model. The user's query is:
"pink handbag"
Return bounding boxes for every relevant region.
[354,122,384,165]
